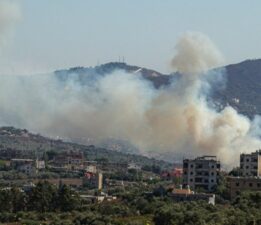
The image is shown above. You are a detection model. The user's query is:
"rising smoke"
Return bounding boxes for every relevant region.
[0,8,260,167]
[0,0,20,51]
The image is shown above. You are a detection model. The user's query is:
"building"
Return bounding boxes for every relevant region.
[161,168,183,180]
[36,159,45,170]
[183,156,221,192]
[53,151,84,169]
[240,150,261,177]
[227,176,261,199]
[172,168,183,178]
[10,159,36,176]
[127,163,141,170]
[83,172,103,190]
[85,164,97,174]
[0,149,35,160]
[169,185,215,205]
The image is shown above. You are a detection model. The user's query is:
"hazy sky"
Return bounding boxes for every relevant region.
[1,0,261,74]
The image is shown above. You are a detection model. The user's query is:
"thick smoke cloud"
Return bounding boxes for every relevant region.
[171,32,224,76]
[0,32,260,167]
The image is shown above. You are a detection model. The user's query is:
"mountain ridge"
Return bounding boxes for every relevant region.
[55,59,261,118]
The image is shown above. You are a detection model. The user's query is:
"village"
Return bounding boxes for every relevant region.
[0,143,260,206]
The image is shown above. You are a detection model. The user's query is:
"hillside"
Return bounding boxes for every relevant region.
[0,126,172,169]
[214,59,261,117]
[55,59,261,118]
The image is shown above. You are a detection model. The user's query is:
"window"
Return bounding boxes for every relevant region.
[211,179,214,183]
[190,178,193,182]
[236,182,240,187]
[211,172,214,176]
[246,158,249,162]
[190,172,193,175]
[190,164,194,168]
[249,183,253,187]
[257,183,261,187]
[251,158,257,162]
[195,178,202,182]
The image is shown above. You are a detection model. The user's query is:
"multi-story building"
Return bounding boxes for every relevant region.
[10,159,36,176]
[183,156,221,192]
[227,176,261,199]
[53,151,84,169]
[240,150,261,177]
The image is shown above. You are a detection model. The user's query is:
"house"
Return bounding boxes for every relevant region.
[169,185,215,205]
[80,193,117,203]
[128,163,141,170]
[183,156,221,192]
[161,168,183,180]
[0,149,35,160]
[240,150,261,177]
[85,164,97,174]
[52,151,84,169]
[227,176,261,199]
[36,159,45,169]
[10,159,36,176]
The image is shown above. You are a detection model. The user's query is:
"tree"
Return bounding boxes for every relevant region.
[11,187,26,212]
[28,181,57,212]
[57,185,80,212]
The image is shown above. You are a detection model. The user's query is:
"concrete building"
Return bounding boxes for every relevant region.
[227,176,261,199]
[240,150,261,177]
[10,159,36,176]
[53,151,84,169]
[36,159,45,170]
[183,156,221,192]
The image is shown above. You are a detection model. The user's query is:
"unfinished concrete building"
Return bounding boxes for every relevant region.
[183,156,221,192]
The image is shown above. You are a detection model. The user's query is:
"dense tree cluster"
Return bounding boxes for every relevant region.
[0,181,80,213]
[0,182,260,224]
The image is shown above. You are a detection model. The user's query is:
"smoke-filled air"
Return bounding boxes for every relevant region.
[0,28,260,167]
[0,0,20,52]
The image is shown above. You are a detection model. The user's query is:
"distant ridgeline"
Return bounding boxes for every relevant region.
[55,59,261,118]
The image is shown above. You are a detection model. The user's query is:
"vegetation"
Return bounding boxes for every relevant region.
[0,181,260,224]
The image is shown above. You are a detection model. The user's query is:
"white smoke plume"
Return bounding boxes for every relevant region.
[0,0,21,50]
[0,31,260,167]
[171,32,224,76]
